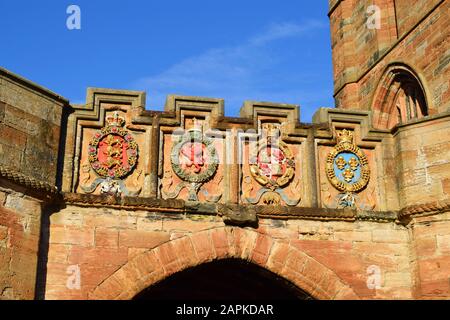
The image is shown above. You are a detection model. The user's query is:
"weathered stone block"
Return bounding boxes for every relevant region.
[118,230,170,249]
[50,226,94,247]
[372,229,408,244]
[95,228,119,248]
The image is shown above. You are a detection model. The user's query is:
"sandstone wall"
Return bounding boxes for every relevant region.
[409,212,450,298]
[0,71,448,300]
[395,0,443,36]
[329,0,449,117]
[393,116,450,208]
[48,86,449,300]
[329,0,398,92]
[0,68,67,300]
[44,204,412,300]
[0,67,68,185]
[329,0,450,300]
[0,187,42,299]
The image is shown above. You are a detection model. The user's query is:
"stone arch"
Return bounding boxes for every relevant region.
[88,226,359,300]
[371,63,429,129]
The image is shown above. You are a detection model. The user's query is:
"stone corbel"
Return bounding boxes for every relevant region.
[217,203,258,227]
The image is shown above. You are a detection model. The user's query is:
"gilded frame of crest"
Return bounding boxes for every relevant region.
[88,117,139,179]
[249,140,295,190]
[325,137,370,193]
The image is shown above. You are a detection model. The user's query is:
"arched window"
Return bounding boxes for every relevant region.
[372,65,428,129]
[389,75,427,128]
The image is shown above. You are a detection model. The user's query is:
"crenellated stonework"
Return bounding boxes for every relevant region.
[62,91,408,213]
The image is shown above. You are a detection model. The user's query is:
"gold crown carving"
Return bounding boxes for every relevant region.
[337,129,354,144]
[191,117,203,132]
[264,123,281,137]
[106,112,126,127]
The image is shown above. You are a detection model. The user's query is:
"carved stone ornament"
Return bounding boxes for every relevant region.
[326,129,370,194]
[244,123,300,206]
[81,112,140,196]
[88,112,138,179]
[250,140,295,191]
[163,127,220,202]
[171,128,218,184]
[217,203,258,227]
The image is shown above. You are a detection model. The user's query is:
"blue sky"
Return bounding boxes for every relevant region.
[0,1,334,122]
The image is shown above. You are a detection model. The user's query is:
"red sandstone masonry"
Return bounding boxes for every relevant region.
[87,226,359,300]
[118,230,170,249]
[410,213,450,298]
[94,228,119,248]
[0,194,42,300]
[43,201,421,300]
[190,231,216,262]
[266,242,290,274]
[251,233,274,266]
[326,0,450,299]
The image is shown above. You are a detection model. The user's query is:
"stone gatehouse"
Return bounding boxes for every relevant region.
[0,0,449,300]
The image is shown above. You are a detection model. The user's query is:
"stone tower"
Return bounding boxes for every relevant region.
[329,0,448,120]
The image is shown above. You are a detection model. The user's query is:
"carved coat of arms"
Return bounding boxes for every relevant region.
[81,112,139,196]
[325,129,371,208]
[244,123,300,206]
[162,125,221,202]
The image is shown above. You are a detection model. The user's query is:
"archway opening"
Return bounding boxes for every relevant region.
[373,65,429,129]
[133,259,314,300]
